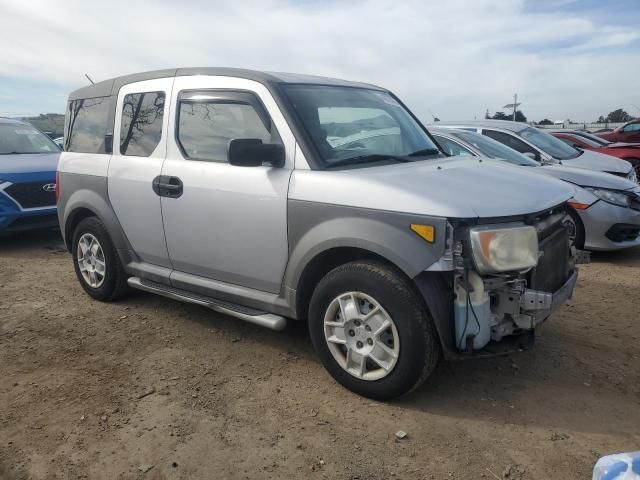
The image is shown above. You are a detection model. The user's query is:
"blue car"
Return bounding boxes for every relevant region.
[0,118,60,232]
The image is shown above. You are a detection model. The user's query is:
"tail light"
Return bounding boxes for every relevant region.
[55,170,60,203]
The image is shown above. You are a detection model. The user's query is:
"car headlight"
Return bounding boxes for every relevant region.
[469,225,538,274]
[585,187,632,208]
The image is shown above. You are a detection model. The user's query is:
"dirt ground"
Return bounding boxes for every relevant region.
[0,230,638,480]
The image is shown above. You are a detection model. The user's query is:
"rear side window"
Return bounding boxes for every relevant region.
[64,97,111,153]
[483,129,536,155]
[176,93,278,162]
[433,135,474,157]
[120,91,165,156]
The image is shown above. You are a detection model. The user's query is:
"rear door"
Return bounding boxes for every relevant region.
[108,78,173,267]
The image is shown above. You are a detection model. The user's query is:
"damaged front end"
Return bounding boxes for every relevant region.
[421,204,589,359]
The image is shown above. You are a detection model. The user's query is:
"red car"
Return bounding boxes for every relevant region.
[596,119,640,143]
[551,130,640,176]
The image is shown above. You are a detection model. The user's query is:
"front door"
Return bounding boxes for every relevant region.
[108,78,174,268]
[160,75,294,293]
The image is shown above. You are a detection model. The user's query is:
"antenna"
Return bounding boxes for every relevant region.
[85,74,95,85]
[428,109,440,122]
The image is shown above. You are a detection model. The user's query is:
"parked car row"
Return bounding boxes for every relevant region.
[550,129,640,176]
[3,68,639,400]
[429,123,640,251]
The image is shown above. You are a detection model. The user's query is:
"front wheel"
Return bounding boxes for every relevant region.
[308,261,441,400]
[564,209,585,250]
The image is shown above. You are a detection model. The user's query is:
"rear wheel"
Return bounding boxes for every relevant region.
[72,217,129,301]
[308,261,441,400]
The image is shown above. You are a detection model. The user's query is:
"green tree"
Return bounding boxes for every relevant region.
[491,111,510,120]
[606,109,632,123]
[513,110,527,122]
[490,110,527,122]
[538,118,553,125]
[597,115,606,123]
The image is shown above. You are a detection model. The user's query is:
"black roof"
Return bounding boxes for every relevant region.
[69,68,385,100]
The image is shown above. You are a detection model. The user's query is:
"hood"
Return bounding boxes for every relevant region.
[560,149,631,174]
[537,164,637,191]
[289,157,574,219]
[0,153,60,175]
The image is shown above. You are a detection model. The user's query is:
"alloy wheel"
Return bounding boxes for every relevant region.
[323,291,400,381]
[76,233,106,288]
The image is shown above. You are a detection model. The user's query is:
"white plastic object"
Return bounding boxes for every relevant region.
[593,451,640,480]
[454,271,491,350]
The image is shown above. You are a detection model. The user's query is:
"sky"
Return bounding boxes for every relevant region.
[0,0,639,123]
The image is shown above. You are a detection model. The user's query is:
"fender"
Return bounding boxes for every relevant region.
[284,199,448,291]
[58,172,132,255]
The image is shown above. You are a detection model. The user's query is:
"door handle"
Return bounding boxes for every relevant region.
[152,175,183,198]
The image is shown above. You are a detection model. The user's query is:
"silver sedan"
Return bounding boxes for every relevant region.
[430,127,640,251]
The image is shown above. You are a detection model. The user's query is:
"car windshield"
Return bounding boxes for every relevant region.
[0,123,60,155]
[519,127,579,160]
[574,131,610,146]
[282,84,440,168]
[452,130,538,166]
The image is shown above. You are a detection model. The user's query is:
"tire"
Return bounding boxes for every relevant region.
[71,216,129,301]
[308,260,441,400]
[624,158,640,178]
[564,209,585,250]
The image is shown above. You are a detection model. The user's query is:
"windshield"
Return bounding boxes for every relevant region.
[574,131,610,146]
[519,127,579,160]
[452,130,538,166]
[0,123,60,155]
[282,85,440,168]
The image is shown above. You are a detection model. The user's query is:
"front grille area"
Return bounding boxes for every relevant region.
[528,225,571,293]
[4,182,56,208]
[605,224,640,243]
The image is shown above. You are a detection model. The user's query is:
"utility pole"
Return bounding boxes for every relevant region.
[503,94,521,122]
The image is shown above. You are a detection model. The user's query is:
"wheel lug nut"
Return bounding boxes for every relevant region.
[367,338,373,346]
[354,320,361,326]
[365,325,371,332]
[356,341,363,348]
[349,330,355,337]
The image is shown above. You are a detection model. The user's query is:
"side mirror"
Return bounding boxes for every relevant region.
[228,138,285,168]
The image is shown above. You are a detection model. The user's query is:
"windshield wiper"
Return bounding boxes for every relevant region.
[407,148,441,157]
[0,151,41,155]
[325,154,412,169]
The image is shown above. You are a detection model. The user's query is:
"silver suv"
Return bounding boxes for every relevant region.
[57,68,578,399]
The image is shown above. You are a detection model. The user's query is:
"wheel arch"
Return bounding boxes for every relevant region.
[60,183,131,255]
[293,246,404,321]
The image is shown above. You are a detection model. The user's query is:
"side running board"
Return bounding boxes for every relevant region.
[127,277,287,331]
